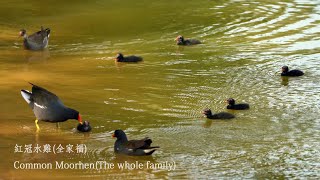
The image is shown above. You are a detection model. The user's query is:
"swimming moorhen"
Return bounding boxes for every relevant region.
[226,98,250,110]
[115,53,143,62]
[281,66,304,76]
[175,35,201,46]
[112,129,159,156]
[202,108,235,119]
[19,26,50,50]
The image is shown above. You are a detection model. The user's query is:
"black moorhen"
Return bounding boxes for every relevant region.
[175,35,201,46]
[77,121,92,132]
[112,130,159,156]
[202,108,235,119]
[281,66,304,76]
[20,83,90,131]
[115,53,143,62]
[19,26,50,50]
[226,98,250,110]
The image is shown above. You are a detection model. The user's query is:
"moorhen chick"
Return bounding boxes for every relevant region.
[115,53,143,62]
[202,108,235,119]
[175,35,201,46]
[226,98,250,110]
[281,66,304,76]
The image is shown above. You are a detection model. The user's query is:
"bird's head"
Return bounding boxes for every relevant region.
[227,98,235,105]
[77,120,92,132]
[202,108,213,117]
[112,129,127,140]
[282,66,289,73]
[175,35,184,45]
[115,53,124,62]
[19,29,26,37]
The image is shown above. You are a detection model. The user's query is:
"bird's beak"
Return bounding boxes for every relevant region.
[78,114,83,124]
[112,133,115,138]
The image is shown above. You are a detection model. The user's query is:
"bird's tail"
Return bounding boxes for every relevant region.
[45,28,50,37]
[21,89,32,104]
[143,146,160,155]
[144,149,156,155]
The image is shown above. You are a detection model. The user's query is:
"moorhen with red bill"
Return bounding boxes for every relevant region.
[21,83,91,132]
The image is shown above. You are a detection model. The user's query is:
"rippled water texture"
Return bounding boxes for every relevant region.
[1,0,320,179]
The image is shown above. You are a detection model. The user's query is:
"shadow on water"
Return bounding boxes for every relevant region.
[281,76,289,86]
[23,49,50,63]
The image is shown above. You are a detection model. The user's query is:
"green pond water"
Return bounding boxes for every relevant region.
[1,0,320,179]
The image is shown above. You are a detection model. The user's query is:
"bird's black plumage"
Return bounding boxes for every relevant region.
[20,26,50,50]
[77,121,92,132]
[112,130,159,156]
[175,35,201,46]
[226,98,250,110]
[21,83,81,124]
[202,109,235,119]
[281,66,304,76]
[115,53,143,62]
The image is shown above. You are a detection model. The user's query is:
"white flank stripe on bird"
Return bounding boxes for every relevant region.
[34,102,47,109]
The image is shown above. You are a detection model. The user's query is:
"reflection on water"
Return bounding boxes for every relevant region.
[1,0,320,179]
[281,76,289,86]
[24,49,50,62]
